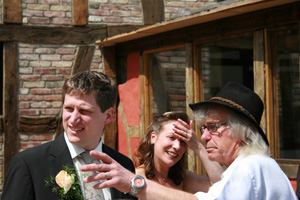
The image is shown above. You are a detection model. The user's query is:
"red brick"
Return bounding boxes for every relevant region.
[51,18,72,25]
[42,75,64,81]
[40,54,61,61]
[41,109,61,115]
[53,88,63,94]
[102,16,122,23]
[61,55,75,61]
[35,68,56,75]
[44,95,62,101]
[101,4,121,10]
[28,17,50,24]
[19,102,30,109]
[35,48,56,54]
[19,109,40,116]
[44,11,65,18]
[19,48,34,54]
[20,142,42,149]
[89,9,109,16]
[57,68,71,74]
[20,95,44,101]
[30,88,52,95]
[57,48,75,54]
[30,134,53,141]
[20,75,41,81]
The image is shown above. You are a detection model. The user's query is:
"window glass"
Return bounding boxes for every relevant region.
[200,37,254,99]
[151,48,186,118]
[272,27,300,159]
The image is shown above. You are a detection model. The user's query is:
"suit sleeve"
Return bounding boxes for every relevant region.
[2,154,35,200]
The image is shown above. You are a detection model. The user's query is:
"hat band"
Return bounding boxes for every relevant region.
[211,97,257,123]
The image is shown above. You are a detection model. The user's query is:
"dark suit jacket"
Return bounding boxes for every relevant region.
[2,134,137,200]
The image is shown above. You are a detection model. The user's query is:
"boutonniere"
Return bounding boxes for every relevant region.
[45,164,84,200]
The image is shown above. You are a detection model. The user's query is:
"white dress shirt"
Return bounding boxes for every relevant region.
[194,155,298,200]
[64,132,111,200]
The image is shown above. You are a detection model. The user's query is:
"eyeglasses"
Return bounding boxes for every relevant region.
[199,123,227,135]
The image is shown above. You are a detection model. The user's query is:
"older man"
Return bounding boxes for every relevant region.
[81,81,297,200]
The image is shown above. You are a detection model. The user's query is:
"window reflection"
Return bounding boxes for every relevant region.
[151,48,187,118]
[200,37,253,100]
[272,28,300,159]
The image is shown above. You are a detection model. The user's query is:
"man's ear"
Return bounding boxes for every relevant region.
[104,107,114,124]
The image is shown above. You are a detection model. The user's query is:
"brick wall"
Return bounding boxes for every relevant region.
[0,0,222,193]
[164,0,218,20]
[19,43,103,117]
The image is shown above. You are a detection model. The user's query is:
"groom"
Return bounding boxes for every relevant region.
[2,70,136,200]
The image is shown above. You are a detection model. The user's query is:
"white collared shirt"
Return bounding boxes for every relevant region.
[194,155,298,200]
[64,132,111,200]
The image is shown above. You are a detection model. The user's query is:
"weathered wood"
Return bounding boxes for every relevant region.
[0,25,106,44]
[72,46,95,74]
[3,42,19,177]
[3,0,22,24]
[102,46,118,149]
[107,25,145,37]
[139,54,145,137]
[115,2,300,56]
[253,30,267,136]
[141,0,164,25]
[73,0,88,26]
[19,117,58,133]
[277,159,300,179]
[185,42,197,173]
[264,29,275,157]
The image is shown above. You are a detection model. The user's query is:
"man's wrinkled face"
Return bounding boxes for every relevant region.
[200,105,241,167]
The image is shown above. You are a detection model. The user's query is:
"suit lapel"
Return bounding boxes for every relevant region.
[49,133,73,171]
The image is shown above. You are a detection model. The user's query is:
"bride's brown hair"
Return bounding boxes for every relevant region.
[134,111,189,185]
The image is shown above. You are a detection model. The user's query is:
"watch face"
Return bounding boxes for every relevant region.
[134,178,143,186]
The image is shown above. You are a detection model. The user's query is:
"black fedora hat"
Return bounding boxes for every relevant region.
[189,81,269,146]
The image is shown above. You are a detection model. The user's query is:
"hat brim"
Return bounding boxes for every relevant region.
[189,100,269,146]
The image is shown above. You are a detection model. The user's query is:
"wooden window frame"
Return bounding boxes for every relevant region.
[265,24,300,179]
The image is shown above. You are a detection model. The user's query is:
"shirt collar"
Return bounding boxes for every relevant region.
[64,132,103,159]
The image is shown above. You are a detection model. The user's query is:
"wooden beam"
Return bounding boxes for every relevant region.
[3,0,22,24]
[114,2,300,56]
[72,46,95,74]
[185,42,197,173]
[19,117,58,133]
[253,30,267,136]
[102,46,118,149]
[3,42,19,177]
[0,25,106,44]
[73,0,88,26]
[141,0,164,25]
[107,25,145,37]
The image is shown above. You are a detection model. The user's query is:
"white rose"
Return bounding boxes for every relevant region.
[55,170,75,194]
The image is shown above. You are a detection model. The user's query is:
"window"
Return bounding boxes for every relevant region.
[270,26,300,159]
[144,45,187,123]
[198,36,254,100]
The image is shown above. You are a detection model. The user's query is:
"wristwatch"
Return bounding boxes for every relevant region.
[129,175,145,197]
